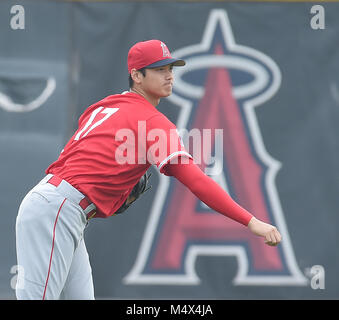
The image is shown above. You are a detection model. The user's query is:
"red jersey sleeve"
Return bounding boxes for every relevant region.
[163,159,253,226]
[146,114,192,173]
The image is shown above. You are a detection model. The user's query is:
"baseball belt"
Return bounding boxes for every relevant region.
[47,175,96,220]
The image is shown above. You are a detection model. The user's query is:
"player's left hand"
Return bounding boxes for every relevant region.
[247,217,282,246]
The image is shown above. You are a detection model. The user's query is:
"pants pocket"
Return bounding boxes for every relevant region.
[31,191,51,203]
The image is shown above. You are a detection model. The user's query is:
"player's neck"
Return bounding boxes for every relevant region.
[130,88,160,107]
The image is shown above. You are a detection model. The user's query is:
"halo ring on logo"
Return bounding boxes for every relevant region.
[0,77,56,113]
[173,55,269,100]
[0,59,57,113]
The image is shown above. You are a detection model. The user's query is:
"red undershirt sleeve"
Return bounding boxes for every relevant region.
[162,158,253,226]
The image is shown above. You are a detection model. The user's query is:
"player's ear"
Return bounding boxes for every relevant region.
[130,68,143,84]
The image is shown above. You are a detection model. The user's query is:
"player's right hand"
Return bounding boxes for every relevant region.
[247,217,282,246]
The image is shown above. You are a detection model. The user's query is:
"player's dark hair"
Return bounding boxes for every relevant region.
[129,68,146,89]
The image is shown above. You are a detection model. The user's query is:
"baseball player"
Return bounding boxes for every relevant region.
[15,39,281,300]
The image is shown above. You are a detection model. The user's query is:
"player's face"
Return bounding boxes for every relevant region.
[141,64,174,102]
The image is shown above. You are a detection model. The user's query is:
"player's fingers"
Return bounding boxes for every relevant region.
[271,231,279,244]
[270,227,281,243]
[275,229,282,243]
[265,230,280,246]
[271,228,281,244]
[264,233,273,245]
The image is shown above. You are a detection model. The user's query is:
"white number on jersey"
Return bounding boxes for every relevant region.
[74,107,119,141]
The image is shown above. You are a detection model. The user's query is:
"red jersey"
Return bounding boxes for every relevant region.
[46,92,192,218]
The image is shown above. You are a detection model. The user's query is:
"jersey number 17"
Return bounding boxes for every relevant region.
[74,107,119,141]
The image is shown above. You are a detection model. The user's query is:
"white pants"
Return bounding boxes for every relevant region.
[15,175,95,300]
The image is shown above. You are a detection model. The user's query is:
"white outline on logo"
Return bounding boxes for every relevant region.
[124,9,308,286]
[0,59,56,113]
[0,78,55,113]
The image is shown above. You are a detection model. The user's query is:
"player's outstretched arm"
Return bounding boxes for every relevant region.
[163,158,282,247]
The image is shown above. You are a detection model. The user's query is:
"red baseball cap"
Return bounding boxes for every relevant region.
[127,40,185,74]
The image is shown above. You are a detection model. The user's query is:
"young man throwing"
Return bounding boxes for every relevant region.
[15,40,281,300]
